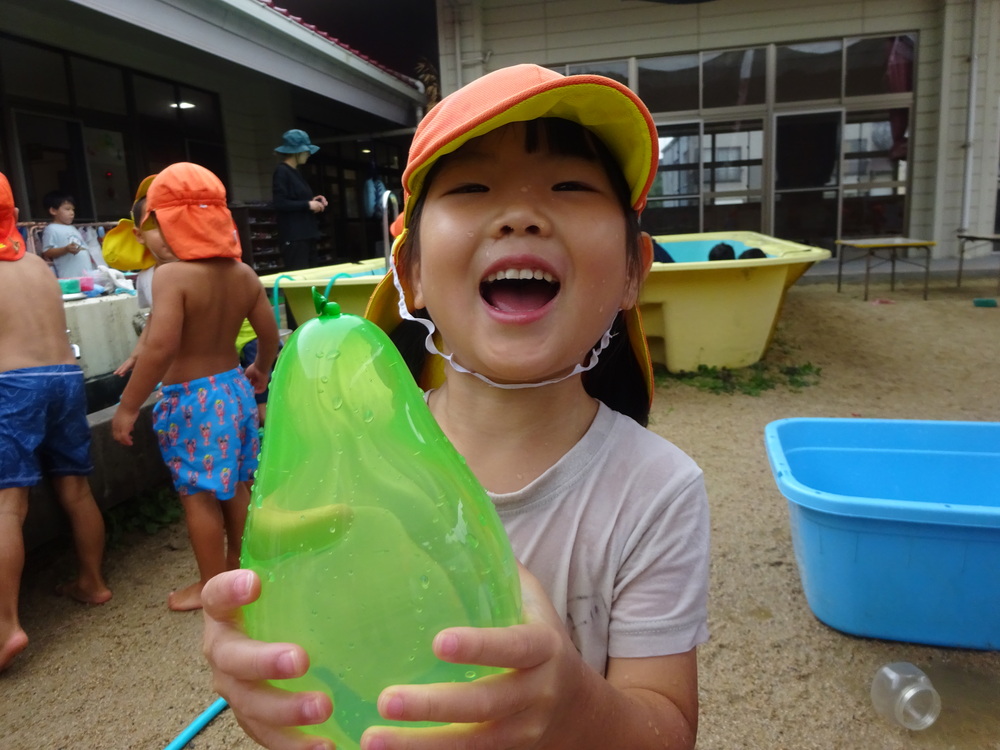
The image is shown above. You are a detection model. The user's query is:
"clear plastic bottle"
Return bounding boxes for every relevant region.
[871,662,941,730]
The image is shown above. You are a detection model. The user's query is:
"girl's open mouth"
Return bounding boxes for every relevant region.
[480,268,560,313]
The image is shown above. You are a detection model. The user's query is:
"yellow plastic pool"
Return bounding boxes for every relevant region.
[643,231,829,372]
[259,231,829,374]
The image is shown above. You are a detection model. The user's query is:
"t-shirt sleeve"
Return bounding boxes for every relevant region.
[607,466,711,658]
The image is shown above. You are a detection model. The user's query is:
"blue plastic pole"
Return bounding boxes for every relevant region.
[270,274,295,328]
[163,697,228,750]
[322,273,353,299]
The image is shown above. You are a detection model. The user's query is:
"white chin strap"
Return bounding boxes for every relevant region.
[390,260,614,390]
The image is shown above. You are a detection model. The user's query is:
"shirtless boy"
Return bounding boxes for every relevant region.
[0,172,111,672]
[112,162,279,611]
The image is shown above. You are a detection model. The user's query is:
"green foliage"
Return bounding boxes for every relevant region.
[656,361,821,396]
[105,484,182,548]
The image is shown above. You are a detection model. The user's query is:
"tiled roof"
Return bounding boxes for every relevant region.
[255,1,420,89]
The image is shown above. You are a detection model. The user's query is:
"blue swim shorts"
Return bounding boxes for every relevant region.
[153,367,259,500]
[0,364,93,489]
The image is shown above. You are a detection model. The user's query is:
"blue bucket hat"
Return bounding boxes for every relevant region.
[275,129,319,155]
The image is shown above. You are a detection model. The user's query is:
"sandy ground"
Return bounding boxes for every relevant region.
[4,276,1000,750]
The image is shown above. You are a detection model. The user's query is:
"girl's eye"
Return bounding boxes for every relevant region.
[552,181,593,192]
[446,182,488,194]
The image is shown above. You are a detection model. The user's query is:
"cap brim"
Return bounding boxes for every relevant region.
[402,72,656,228]
[134,174,157,203]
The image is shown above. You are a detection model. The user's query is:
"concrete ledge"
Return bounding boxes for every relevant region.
[25,398,170,551]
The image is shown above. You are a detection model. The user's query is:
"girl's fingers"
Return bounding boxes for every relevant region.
[362,716,534,750]
[228,681,333,731]
[433,622,560,670]
[236,722,335,750]
[207,636,311,683]
[202,569,259,615]
[202,569,311,682]
[378,672,528,725]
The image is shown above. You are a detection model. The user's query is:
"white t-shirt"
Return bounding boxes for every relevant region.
[494,402,710,675]
[135,266,155,309]
[42,223,96,278]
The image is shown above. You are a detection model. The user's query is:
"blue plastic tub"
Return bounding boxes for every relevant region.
[764,417,1000,650]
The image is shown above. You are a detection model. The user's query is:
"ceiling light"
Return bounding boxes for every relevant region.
[170,101,196,109]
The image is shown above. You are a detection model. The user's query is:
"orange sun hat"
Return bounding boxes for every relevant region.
[143,162,241,261]
[365,64,658,403]
[0,172,26,262]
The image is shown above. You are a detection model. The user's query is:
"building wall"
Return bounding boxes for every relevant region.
[436,0,1000,257]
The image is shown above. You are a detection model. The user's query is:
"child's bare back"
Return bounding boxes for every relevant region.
[149,257,269,385]
[0,252,75,374]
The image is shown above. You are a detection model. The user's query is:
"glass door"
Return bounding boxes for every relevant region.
[773,110,842,249]
[702,118,764,232]
[645,122,701,236]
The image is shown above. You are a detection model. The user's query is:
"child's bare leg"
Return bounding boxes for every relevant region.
[50,475,111,605]
[223,482,251,570]
[170,490,225,611]
[0,487,30,671]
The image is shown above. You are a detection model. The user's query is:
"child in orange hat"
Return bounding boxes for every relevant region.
[0,172,111,672]
[112,162,279,612]
[202,65,709,749]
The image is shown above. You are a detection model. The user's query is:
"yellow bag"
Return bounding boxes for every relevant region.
[102,219,155,271]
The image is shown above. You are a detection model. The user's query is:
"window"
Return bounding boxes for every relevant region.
[841,111,907,237]
[638,54,699,112]
[71,57,126,114]
[845,35,914,97]
[1,39,69,105]
[565,60,628,86]
[704,146,742,185]
[702,48,765,108]
[645,123,701,234]
[562,32,917,241]
[776,41,842,102]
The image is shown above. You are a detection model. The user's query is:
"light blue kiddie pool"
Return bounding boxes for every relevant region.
[764,417,1000,649]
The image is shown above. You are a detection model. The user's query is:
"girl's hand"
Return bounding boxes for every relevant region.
[361,564,587,750]
[201,570,335,750]
[308,199,326,213]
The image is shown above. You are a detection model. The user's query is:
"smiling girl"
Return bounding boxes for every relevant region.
[202,64,710,750]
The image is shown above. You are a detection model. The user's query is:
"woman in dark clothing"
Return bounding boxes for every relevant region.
[271,129,328,272]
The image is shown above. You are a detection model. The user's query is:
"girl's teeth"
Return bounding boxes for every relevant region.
[486,269,555,282]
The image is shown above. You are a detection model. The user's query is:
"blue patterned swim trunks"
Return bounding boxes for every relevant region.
[153,367,259,500]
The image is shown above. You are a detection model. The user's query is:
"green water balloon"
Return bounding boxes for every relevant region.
[241,288,522,749]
